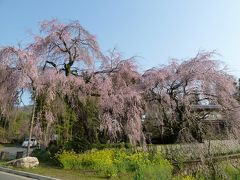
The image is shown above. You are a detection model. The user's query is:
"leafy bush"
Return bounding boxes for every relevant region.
[129,151,173,180]
[63,137,92,153]
[173,175,196,180]
[31,149,52,163]
[47,140,61,156]
[62,141,132,153]
[56,149,117,177]
[223,163,240,180]
[92,142,132,150]
[56,149,173,178]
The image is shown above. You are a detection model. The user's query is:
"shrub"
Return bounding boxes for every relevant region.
[81,149,117,177]
[56,149,173,178]
[31,149,52,163]
[173,175,196,180]
[63,137,92,153]
[91,142,132,150]
[136,164,173,180]
[56,149,117,177]
[131,152,173,180]
[55,151,81,169]
[223,163,240,180]
[48,140,61,156]
[149,152,174,179]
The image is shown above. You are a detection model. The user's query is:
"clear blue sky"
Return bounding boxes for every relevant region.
[1,0,240,75]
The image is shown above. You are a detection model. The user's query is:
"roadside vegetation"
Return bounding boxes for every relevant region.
[3,145,240,180]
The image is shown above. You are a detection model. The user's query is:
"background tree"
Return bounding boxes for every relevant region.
[143,52,239,143]
[0,47,33,141]
[0,46,41,154]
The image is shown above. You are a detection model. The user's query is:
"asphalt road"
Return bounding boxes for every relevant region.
[0,171,35,180]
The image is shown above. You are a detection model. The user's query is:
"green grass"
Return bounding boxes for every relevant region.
[4,163,133,180]
[12,164,102,180]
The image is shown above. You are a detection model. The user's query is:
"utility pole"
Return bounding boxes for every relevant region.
[27,90,37,157]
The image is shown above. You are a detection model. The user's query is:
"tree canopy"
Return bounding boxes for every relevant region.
[0,19,239,146]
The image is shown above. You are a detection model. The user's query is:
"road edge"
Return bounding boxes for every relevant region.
[0,166,60,180]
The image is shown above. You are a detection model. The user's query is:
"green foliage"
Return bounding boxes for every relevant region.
[83,98,99,130]
[0,127,6,143]
[92,142,132,150]
[53,98,78,144]
[54,97,100,147]
[31,149,52,163]
[81,97,99,142]
[223,163,240,180]
[4,106,31,143]
[173,175,196,180]
[135,164,173,180]
[176,161,240,180]
[55,149,173,178]
[47,140,61,156]
[131,152,173,180]
[31,148,61,166]
[63,137,92,153]
[56,149,117,177]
